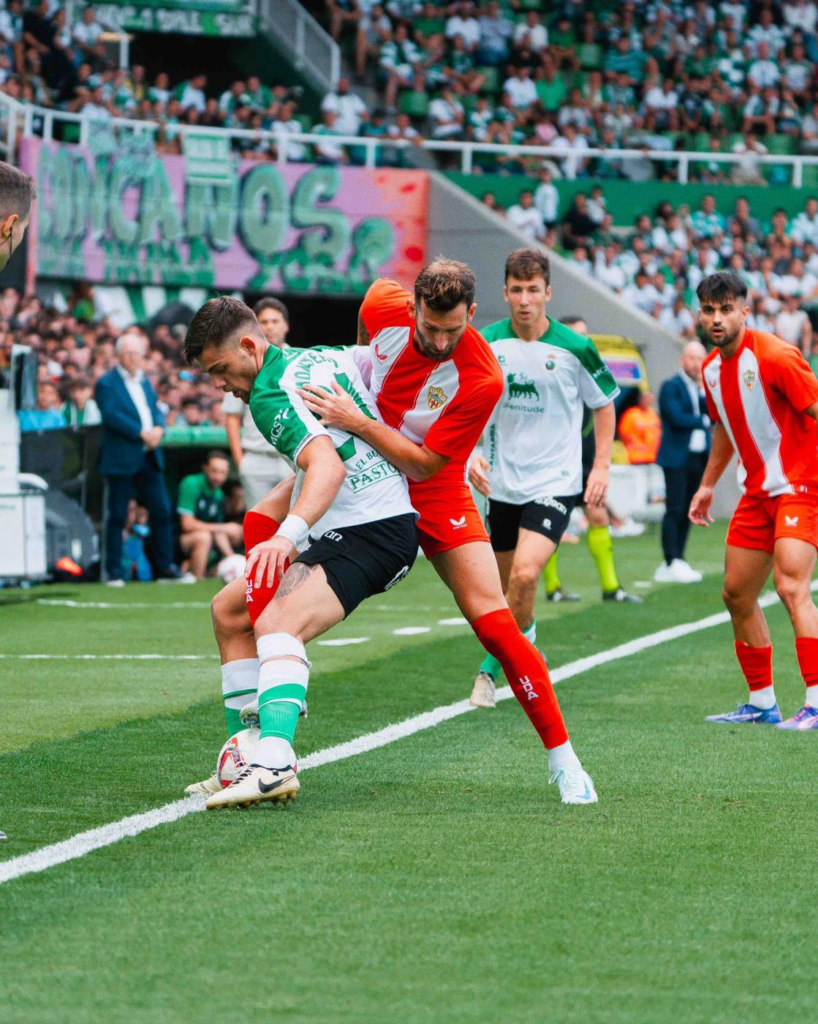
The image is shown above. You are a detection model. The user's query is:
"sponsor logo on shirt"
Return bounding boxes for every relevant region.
[507,373,539,399]
[427,385,448,410]
[742,369,756,391]
[270,408,290,443]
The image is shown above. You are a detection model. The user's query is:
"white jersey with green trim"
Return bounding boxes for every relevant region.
[249,345,415,537]
[480,317,619,503]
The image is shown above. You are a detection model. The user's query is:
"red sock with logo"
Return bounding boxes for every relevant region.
[471,608,568,749]
[243,512,286,626]
[794,637,818,707]
[734,641,775,707]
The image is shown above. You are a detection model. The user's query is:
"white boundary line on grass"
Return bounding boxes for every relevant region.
[0,587,793,888]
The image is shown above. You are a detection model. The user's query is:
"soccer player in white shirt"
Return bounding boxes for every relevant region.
[468,249,621,709]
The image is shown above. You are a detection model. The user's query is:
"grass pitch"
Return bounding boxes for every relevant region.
[0,523,814,1023]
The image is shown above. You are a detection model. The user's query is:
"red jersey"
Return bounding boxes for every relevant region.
[359,278,503,492]
[702,329,818,498]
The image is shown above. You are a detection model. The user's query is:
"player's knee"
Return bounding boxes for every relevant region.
[509,562,541,591]
[773,571,808,610]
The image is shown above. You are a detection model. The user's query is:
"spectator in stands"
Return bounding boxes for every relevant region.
[322,76,368,137]
[506,189,544,242]
[618,392,661,465]
[476,1,512,67]
[18,379,63,432]
[96,332,186,585]
[560,192,596,251]
[71,6,103,69]
[730,132,769,184]
[313,109,348,165]
[428,85,464,140]
[177,450,242,580]
[534,166,558,228]
[775,294,813,353]
[655,341,711,584]
[61,375,100,426]
[178,74,207,113]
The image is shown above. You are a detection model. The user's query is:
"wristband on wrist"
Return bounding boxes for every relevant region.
[276,514,310,549]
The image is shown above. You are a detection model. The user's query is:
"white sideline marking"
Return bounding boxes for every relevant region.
[0,587,794,887]
[316,638,370,647]
[393,627,430,635]
[0,654,216,661]
[438,617,468,626]
[36,600,211,610]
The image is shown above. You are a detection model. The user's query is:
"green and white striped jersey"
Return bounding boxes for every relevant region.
[480,317,619,502]
[249,345,415,537]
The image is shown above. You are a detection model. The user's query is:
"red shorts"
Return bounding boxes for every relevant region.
[410,478,489,559]
[726,491,818,553]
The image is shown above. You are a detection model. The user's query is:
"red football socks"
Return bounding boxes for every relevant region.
[734,641,773,693]
[795,637,818,701]
[471,608,568,749]
[243,511,283,626]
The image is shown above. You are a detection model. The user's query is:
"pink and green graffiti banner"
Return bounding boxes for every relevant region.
[19,137,430,296]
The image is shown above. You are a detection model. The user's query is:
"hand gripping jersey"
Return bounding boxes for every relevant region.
[249,344,415,537]
[358,279,504,491]
[702,329,818,499]
[480,317,619,502]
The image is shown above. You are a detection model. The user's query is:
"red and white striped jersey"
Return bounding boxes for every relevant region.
[702,329,818,498]
[358,278,503,489]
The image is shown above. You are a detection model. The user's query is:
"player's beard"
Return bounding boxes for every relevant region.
[413,323,462,361]
[707,322,741,347]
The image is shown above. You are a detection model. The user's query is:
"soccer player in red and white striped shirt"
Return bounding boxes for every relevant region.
[689,271,818,730]
[302,259,598,801]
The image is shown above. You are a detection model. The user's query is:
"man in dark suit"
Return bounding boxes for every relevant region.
[655,340,711,584]
[95,332,186,584]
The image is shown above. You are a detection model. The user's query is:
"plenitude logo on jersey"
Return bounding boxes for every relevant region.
[507,373,539,400]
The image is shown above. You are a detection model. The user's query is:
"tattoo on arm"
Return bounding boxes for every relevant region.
[357,312,370,346]
[274,561,315,599]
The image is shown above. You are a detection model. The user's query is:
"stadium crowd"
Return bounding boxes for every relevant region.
[1,0,818,174]
[0,286,225,431]
[483,184,818,356]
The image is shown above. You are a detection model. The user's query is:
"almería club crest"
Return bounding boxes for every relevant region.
[743,369,756,391]
[427,385,448,410]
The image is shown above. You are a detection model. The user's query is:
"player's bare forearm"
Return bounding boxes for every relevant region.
[591,403,615,470]
[700,423,734,489]
[354,417,447,482]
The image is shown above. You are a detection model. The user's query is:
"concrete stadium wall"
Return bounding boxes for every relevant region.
[427,172,741,519]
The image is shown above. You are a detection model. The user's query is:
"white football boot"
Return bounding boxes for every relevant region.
[470,670,497,708]
[549,766,598,805]
[206,764,300,809]
[185,772,222,797]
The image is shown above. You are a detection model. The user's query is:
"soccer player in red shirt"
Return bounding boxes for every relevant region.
[301,259,598,802]
[689,271,818,730]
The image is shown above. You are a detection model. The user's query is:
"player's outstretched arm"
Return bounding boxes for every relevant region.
[299,381,449,481]
[688,423,733,526]
[246,437,346,588]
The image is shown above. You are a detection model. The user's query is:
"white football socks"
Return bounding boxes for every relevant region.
[749,686,777,710]
[805,685,818,708]
[254,737,296,770]
[547,740,581,773]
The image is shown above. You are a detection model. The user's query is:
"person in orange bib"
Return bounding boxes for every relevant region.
[618,392,661,465]
[301,260,598,803]
[689,271,818,730]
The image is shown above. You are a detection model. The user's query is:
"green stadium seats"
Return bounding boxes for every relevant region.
[399,90,430,118]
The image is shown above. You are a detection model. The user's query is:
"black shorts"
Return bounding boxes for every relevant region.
[487,496,579,553]
[295,513,418,617]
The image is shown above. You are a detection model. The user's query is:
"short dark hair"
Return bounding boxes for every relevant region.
[696,272,748,304]
[205,449,229,464]
[414,258,476,312]
[184,296,259,364]
[560,316,585,328]
[0,161,35,219]
[505,248,550,285]
[254,296,289,323]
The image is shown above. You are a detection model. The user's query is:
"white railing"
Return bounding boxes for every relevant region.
[3,91,818,185]
[258,0,340,94]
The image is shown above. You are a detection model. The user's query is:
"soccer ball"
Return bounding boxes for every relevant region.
[217,554,246,585]
[216,728,260,788]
